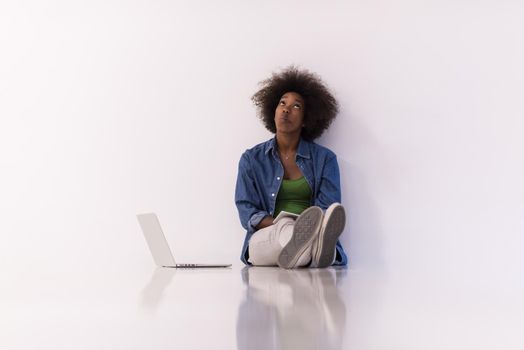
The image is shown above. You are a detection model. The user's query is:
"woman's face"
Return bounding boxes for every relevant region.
[274,92,305,135]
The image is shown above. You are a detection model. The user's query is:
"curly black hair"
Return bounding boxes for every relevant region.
[251,66,339,141]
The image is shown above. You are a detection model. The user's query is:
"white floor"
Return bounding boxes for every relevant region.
[1,265,522,350]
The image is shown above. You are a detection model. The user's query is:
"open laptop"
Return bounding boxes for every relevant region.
[137,213,231,268]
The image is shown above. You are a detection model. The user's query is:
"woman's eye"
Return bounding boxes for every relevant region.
[279,101,285,105]
[294,104,301,109]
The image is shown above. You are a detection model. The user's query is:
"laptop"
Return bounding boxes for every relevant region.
[136,213,231,268]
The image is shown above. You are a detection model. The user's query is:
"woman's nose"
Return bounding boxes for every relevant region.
[282,106,289,113]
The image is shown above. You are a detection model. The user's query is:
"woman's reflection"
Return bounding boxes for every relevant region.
[237,267,347,350]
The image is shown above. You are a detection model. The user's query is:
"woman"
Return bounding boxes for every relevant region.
[235,66,348,269]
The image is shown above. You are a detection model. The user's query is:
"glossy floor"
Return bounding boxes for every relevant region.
[1,265,522,350]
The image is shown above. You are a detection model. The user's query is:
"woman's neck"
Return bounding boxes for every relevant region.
[276,132,300,153]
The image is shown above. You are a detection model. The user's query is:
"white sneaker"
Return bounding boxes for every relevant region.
[278,206,323,269]
[312,203,345,268]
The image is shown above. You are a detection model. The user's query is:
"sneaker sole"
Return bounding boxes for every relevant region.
[315,205,345,268]
[278,207,323,269]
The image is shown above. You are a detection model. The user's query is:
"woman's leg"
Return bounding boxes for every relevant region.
[278,206,324,269]
[248,218,295,266]
[311,203,346,268]
[248,207,323,268]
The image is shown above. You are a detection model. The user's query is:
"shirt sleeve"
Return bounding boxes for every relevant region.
[235,152,270,231]
[313,155,342,210]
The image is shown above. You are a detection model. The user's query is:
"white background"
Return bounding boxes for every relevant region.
[1,0,523,304]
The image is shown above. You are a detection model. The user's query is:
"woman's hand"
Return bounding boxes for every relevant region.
[255,216,274,230]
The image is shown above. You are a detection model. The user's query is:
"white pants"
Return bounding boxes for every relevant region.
[248,217,312,267]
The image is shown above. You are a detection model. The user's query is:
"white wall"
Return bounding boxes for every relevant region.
[1,0,523,291]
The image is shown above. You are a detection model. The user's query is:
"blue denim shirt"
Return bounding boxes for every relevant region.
[235,137,348,266]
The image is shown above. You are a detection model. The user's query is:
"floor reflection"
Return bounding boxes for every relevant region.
[237,267,347,350]
[139,267,176,315]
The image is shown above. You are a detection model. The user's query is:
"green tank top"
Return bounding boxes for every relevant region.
[274,176,312,218]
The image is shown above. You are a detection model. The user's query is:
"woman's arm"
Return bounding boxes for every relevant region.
[313,155,342,209]
[235,152,272,231]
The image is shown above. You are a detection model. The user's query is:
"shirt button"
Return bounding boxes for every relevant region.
[271,193,275,197]
[277,177,281,180]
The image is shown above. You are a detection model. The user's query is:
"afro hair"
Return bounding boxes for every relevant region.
[251,66,339,141]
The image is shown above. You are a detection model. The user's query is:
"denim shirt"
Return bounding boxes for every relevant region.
[235,137,348,266]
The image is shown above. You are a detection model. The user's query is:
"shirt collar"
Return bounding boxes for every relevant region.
[264,136,311,159]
